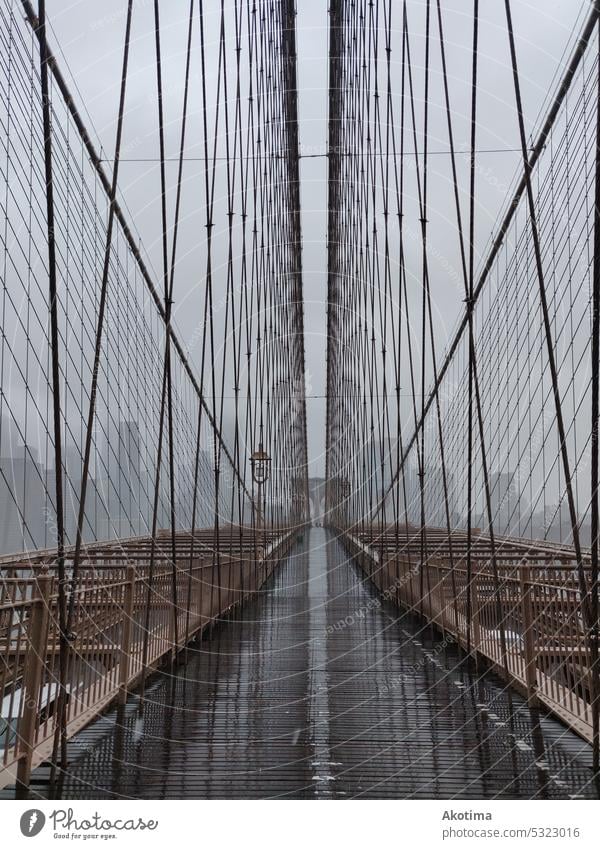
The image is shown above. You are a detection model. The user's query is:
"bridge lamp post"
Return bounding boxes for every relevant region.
[251,443,271,554]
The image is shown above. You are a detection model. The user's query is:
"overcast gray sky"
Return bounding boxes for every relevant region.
[43,0,589,477]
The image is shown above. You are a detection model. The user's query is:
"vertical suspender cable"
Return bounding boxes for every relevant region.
[152,0,180,652]
[465,0,478,656]
[590,7,600,774]
[418,0,431,616]
[67,0,134,630]
[37,0,68,777]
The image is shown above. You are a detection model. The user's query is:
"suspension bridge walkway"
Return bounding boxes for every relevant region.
[0,0,599,800]
[6,529,597,800]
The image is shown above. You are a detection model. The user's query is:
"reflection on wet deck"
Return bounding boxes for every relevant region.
[14,529,600,799]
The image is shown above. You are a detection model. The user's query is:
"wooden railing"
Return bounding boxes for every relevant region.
[0,527,297,790]
[342,527,598,745]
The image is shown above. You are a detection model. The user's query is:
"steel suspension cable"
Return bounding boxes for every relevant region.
[36,0,68,779]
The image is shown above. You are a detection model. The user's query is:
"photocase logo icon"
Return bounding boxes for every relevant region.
[19,810,46,837]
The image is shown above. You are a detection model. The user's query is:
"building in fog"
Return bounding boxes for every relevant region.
[0,449,46,554]
[489,470,520,536]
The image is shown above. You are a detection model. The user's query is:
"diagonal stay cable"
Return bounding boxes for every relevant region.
[370,0,600,522]
[20,0,252,508]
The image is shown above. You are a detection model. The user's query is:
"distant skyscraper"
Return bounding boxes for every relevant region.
[196,449,215,528]
[0,430,45,554]
[490,470,519,535]
[0,414,18,459]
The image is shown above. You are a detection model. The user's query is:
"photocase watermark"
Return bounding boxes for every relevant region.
[378,633,454,695]
[18,807,159,839]
[20,810,46,838]
[325,570,417,634]
[458,142,510,196]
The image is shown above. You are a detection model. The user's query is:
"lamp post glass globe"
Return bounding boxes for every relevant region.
[250,443,271,484]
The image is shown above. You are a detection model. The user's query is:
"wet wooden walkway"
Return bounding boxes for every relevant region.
[12,529,600,799]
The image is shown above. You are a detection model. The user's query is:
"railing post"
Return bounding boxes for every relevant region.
[16,575,52,791]
[194,560,204,624]
[520,562,539,707]
[118,566,136,705]
[471,569,481,653]
[169,566,179,660]
[439,565,447,636]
